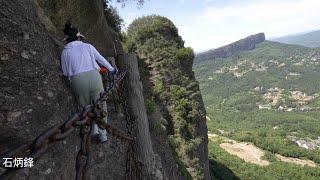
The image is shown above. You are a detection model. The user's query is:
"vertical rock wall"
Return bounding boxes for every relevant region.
[0,0,185,179]
[0,0,79,179]
[36,0,123,57]
[0,0,128,179]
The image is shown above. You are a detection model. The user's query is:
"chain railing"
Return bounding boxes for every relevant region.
[117,75,143,180]
[0,70,141,180]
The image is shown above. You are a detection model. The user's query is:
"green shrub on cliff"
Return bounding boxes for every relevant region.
[125,15,208,179]
[103,3,124,33]
[125,15,184,52]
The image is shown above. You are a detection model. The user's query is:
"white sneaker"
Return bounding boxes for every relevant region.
[92,124,100,136]
[98,134,108,143]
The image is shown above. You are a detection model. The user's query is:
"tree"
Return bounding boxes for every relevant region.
[102,1,124,32]
[103,5,124,32]
[105,0,145,7]
[102,0,148,32]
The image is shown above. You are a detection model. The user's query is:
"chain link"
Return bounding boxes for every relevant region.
[117,75,143,180]
[75,123,94,180]
[0,70,134,180]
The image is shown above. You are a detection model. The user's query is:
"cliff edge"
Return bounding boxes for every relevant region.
[125,15,210,179]
[194,33,265,63]
[0,0,182,179]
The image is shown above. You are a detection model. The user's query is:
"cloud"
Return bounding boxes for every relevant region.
[112,0,320,51]
[187,0,320,50]
[199,0,320,23]
[122,12,139,25]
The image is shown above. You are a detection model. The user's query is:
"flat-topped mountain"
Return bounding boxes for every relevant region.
[194,33,265,63]
[193,39,320,179]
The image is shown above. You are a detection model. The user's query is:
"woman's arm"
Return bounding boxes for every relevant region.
[89,44,115,72]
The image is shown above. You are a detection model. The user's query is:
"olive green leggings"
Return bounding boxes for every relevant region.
[70,70,107,137]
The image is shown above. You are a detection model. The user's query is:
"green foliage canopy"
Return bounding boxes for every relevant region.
[194,40,320,177]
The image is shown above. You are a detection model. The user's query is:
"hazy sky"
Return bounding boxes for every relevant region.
[111,0,320,52]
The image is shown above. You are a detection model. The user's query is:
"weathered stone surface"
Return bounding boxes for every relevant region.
[47,91,54,98]
[7,111,22,122]
[36,0,124,57]
[1,54,10,61]
[0,0,83,179]
[119,54,185,180]
[21,51,30,59]
[44,168,51,175]
[24,33,30,40]
[119,53,155,176]
[0,1,183,180]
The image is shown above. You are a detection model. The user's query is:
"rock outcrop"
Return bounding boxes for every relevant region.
[0,0,182,179]
[194,33,265,62]
[35,0,123,57]
[126,15,210,179]
[0,0,80,178]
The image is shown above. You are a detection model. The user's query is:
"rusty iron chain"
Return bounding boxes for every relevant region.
[0,70,130,180]
[117,75,143,180]
[75,123,95,180]
[99,123,134,143]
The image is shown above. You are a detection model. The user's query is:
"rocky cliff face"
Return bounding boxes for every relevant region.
[0,0,181,179]
[36,0,123,57]
[194,33,265,63]
[0,0,80,178]
[126,15,210,179]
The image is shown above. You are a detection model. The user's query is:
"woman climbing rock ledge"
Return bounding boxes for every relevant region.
[61,21,118,142]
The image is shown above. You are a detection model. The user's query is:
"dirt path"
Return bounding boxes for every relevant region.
[275,154,317,168]
[220,142,270,166]
[208,133,319,168]
[208,133,269,166]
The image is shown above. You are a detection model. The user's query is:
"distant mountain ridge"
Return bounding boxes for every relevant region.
[271,30,320,47]
[194,33,265,63]
[193,35,320,179]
